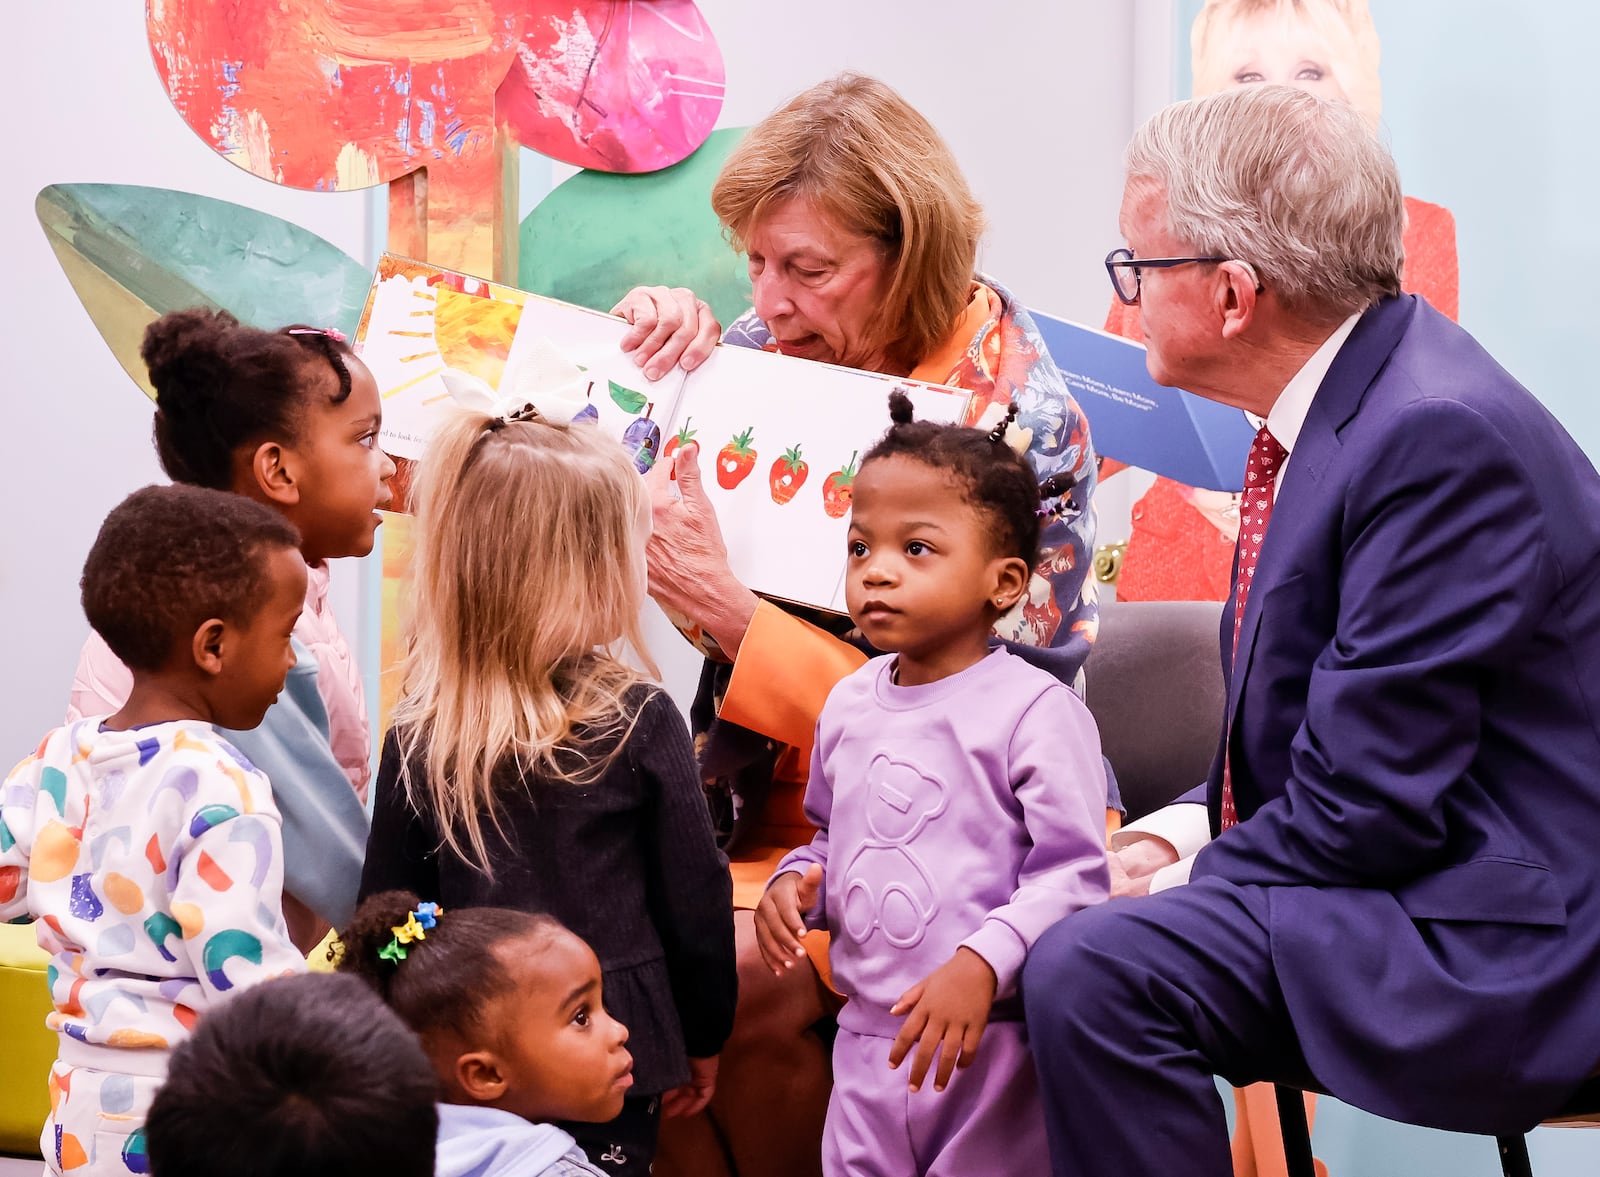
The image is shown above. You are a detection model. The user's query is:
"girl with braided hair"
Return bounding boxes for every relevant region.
[753,391,1109,1176]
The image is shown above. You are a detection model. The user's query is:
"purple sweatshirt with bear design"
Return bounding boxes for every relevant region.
[772,645,1109,1039]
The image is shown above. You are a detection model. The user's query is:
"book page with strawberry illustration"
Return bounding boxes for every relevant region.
[676,341,968,613]
[356,253,971,612]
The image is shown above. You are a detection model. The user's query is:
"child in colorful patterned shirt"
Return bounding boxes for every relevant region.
[1,484,311,1176]
[67,309,397,950]
[755,392,1110,1176]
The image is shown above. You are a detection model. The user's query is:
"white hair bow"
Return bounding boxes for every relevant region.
[441,338,599,425]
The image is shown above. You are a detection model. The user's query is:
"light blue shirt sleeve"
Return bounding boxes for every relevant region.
[218,638,369,929]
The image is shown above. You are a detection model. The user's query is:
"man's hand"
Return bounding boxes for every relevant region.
[1109,835,1180,898]
[887,948,997,1093]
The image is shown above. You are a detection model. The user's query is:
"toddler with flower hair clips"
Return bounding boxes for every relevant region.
[755,392,1109,1177]
[339,892,625,1177]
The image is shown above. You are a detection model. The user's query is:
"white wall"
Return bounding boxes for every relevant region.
[4,3,374,754]
[3,2,1147,751]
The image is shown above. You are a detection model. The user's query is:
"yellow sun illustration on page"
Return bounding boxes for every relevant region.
[355,256,528,458]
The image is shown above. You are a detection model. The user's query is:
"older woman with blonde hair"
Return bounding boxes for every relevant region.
[612,73,1105,1177]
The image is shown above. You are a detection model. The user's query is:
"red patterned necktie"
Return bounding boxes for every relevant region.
[1221,425,1289,830]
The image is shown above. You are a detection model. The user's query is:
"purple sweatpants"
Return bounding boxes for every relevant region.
[823,1022,1049,1176]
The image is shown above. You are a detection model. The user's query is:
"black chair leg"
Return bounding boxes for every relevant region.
[1274,1085,1318,1177]
[1497,1133,1533,1177]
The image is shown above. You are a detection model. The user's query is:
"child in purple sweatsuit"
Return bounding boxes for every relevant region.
[756,393,1110,1176]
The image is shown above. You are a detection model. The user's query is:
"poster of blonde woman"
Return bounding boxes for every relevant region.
[1106,0,1459,604]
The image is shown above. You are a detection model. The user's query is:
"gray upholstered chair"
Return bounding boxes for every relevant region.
[1081,599,1225,822]
[1083,601,1318,1175]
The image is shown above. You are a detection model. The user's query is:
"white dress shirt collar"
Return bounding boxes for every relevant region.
[1261,311,1363,455]
[1111,309,1366,890]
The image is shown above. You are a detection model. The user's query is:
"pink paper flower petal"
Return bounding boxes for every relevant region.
[498,0,725,174]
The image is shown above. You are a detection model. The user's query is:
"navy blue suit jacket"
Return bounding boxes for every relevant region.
[1189,295,1600,1132]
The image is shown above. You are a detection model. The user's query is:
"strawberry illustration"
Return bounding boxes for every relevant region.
[663,418,697,462]
[769,445,809,505]
[717,427,757,489]
[822,451,858,518]
[663,418,698,481]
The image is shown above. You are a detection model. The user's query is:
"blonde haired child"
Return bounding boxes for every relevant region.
[359,408,736,1177]
[67,308,396,950]
[2,484,309,1175]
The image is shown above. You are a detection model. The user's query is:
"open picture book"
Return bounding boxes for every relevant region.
[354,254,972,614]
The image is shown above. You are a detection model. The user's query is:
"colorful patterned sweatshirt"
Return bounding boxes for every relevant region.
[0,719,306,1071]
[67,560,372,937]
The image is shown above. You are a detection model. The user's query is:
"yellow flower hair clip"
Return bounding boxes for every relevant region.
[377,902,444,965]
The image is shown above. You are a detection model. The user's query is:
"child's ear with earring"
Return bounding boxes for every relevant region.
[988,555,1029,614]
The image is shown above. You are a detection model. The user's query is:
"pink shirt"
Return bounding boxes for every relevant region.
[66,562,371,802]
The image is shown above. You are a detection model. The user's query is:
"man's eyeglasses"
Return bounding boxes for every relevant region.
[1104,248,1230,306]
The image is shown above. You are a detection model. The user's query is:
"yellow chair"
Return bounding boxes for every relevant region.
[307,927,341,973]
[0,922,52,1158]
[0,920,338,1163]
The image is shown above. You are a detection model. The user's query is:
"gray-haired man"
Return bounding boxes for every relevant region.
[1025,84,1600,1176]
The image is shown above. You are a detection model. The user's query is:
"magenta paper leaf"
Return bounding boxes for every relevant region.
[497,0,724,174]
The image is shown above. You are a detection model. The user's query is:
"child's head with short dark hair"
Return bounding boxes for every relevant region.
[860,391,1048,568]
[145,972,438,1177]
[82,484,301,671]
[81,484,307,729]
[338,891,633,1126]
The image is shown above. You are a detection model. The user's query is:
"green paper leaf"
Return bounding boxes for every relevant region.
[521,128,754,327]
[36,183,369,399]
[609,380,649,414]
